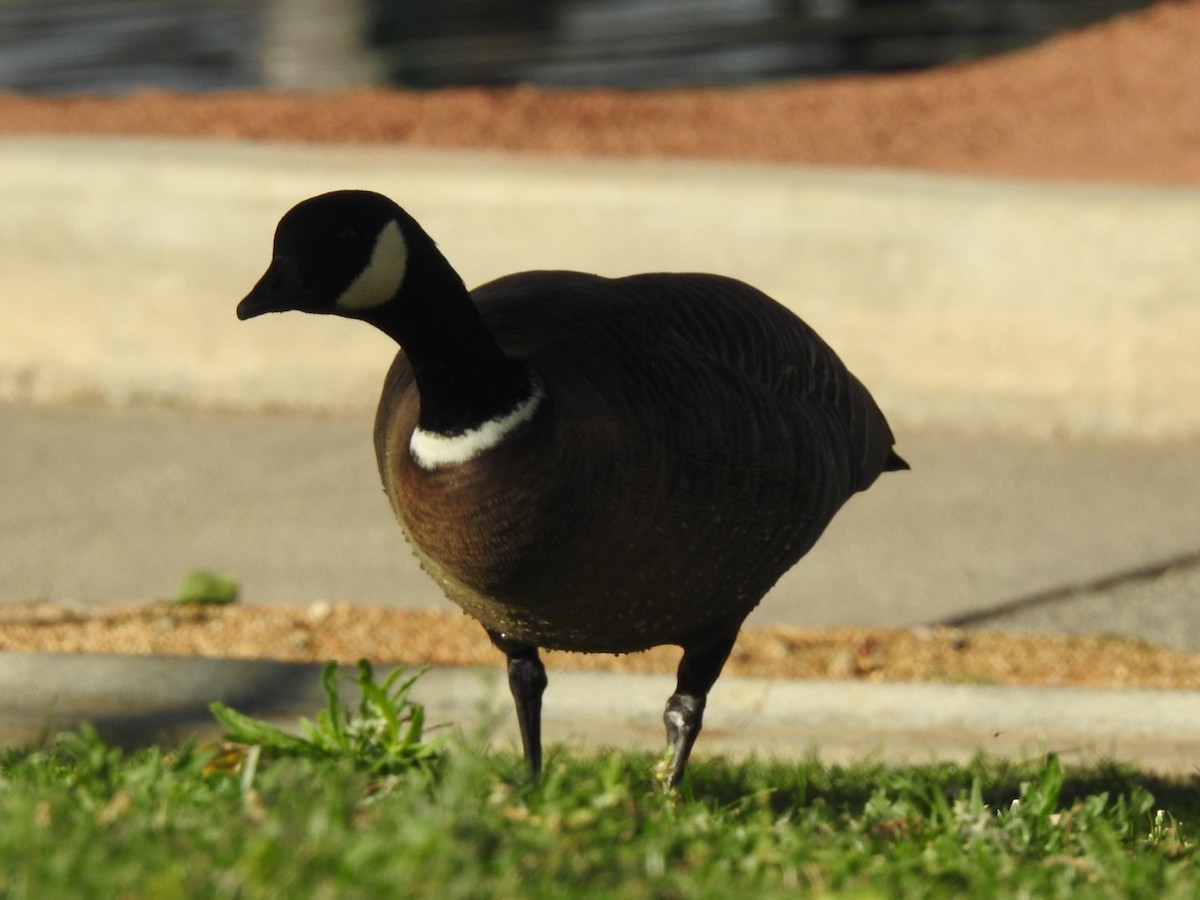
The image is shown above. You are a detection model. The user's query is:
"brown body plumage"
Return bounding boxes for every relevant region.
[375,270,901,653]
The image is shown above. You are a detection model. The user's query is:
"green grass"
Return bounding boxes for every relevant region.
[1,667,1198,898]
[210,660,446,780]
[169,569,240,606]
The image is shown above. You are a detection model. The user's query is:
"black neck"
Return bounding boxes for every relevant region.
[362,250,534,436]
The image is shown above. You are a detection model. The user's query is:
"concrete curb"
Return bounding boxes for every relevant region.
[0,651,318,746]
[4,653,1198,774]
[3,136,1200,438]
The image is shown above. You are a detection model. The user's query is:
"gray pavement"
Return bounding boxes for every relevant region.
[4,401,1200,646]
[5,402,1199,769]
[2,138,1200,767]
[7,652,1200,773]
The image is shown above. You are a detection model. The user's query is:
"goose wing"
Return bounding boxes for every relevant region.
[473,270,902,491]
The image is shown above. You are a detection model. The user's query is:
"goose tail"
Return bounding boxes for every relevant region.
[883,449,910,472]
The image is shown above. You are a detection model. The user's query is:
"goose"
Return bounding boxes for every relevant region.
[237,189,907,786]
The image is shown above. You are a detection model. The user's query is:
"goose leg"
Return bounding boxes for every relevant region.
[660,627,740,788]
[487,628,548,780]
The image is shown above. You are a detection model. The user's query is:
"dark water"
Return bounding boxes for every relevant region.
[372,0,1155,89]
[0,0,264,95]
[0,0,1153,95]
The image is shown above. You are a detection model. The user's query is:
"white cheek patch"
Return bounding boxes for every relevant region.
[410,380,547,470]
[334,220,408,311]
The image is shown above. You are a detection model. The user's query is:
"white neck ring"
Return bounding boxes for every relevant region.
[409,378,546,470]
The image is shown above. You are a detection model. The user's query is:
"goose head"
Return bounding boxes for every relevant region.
[237,190,537,440]
[237,190,457,324]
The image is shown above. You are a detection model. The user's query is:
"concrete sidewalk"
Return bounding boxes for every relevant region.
[3,403,1200,649]
[3,136,1200,438]
[5,653,1200,773]
[2,137,1199,764]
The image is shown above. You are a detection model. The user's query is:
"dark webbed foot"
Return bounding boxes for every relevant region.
[487,628,548,780]
[658,627,740,788]
[661,692,707,786]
